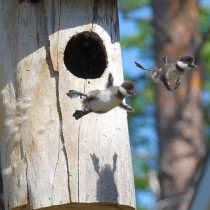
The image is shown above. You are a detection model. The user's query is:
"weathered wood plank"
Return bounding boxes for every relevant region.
[0,0,136,209]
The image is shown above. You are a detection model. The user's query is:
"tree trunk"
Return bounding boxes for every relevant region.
[0,1,135,210]
[152,0,206,210]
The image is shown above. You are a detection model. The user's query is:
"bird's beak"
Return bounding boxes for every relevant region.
[130,91,135,96]
[189,63,197,68]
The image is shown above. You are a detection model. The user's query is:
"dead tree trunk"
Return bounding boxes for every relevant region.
[152,1,206,210]
[0,1,136,210]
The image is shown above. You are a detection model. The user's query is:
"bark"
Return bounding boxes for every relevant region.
[0,1,135,210]
[152,0,206,210]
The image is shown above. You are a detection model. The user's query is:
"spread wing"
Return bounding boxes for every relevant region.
[159,55,168,66]
[106,73,114,88]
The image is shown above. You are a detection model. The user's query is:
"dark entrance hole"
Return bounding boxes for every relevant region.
[64,32,107,79]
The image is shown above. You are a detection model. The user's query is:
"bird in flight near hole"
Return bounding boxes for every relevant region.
[67,73,135,120]
[135,54,197,91]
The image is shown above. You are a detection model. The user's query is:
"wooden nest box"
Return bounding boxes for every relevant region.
[0,1,136,210]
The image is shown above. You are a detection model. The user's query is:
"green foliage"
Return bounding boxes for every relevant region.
[199,4,210,142]
[134,176,149,189]
[199,6,210,34]
[201,45,210,90]
[118,0,151,12]
[119,2,156,209]
[133,152,151,191]
[136,206,149,210]
[200,5,210,81]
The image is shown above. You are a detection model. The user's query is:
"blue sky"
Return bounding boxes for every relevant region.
[119,5,154,78]
[119,5,156,210]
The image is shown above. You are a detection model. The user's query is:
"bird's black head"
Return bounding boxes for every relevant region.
[119,81,135,97]
[177,54,197,70]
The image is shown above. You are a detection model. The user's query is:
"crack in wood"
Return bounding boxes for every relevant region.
[76,82,87,202]
[56,0,61,72]
[92,0,100,29]
[54,69,72,202]
[77,120,82,202]
[25,159,30,209]
[54,57,72,203]
[44,14,72,200]
[50,135,61,204]
[60,125,72,203]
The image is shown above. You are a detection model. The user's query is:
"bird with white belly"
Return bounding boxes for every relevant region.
[67,73,135,120]
[135,54,197,91]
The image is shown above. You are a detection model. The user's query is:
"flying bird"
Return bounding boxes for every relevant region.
[135,54,197,91]
[67,73,135,120]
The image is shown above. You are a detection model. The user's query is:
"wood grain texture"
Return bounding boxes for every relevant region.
[0,0,136,209]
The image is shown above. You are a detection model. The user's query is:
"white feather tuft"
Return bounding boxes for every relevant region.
[177,61,191,70]
[119,86,130,97]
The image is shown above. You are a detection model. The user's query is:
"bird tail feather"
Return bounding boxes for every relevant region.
[135,62,150,71]
[67,90,87,98]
